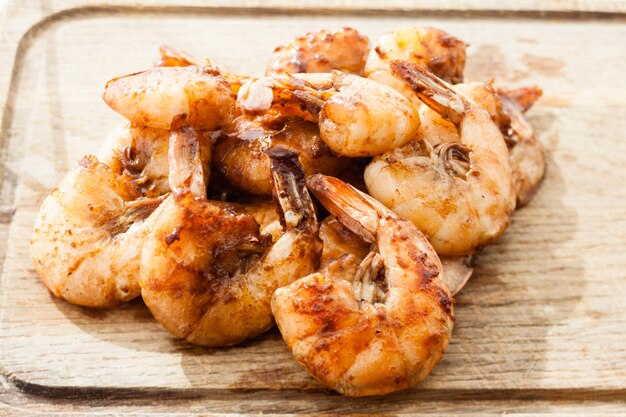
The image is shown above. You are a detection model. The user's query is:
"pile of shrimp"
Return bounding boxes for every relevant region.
[30,26,544,397]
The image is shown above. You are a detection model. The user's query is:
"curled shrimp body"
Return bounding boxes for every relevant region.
[365,26,466,100]
[140,125,322,346]
[364,62,515,256]
[213,115,348,195]
[272,174,453,397]
[266,27,370,76]
[30,125,212,307]
[320,215,473,295]
[102,66,236,130]
[415,82,545,207]
[238,72,420,157]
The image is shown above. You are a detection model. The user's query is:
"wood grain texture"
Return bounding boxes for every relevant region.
[1,0,626,415]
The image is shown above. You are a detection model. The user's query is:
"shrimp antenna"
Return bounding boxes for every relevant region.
[268,146,317,231]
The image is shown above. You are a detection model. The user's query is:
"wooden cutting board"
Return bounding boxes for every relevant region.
[1,0,625,415]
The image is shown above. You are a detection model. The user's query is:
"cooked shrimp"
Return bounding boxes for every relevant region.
[214,115,348,195]
[414,81,545,207]
[273,174,453,396]
[498,87,545,206]
[95,123,211,197]
[152,46,249,96]
[29,125,189,307]
[140,129,322,346]
[364,61,515,255]
[365,26,466,101]
[102,66,236,130]
[266,27,370,76]
[242,199,283,242]
[320,215,473,295]
[319,216,371,269]
[238,72,420,157]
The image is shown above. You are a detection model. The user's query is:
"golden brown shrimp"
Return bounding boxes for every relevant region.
[365,26,466,100]
[364,62,515,256]
[102,66,236,130]
[238,72,420,157]
[30,125,210,307]
[140,127,322,346]
[213,115,348,195]
[266,27,370,76]
[320,215,473,295]
[319,216,371,270]
[95,123,211,198]
[273,174,453,396]
[152,46,249,96]
[415,81,545,207]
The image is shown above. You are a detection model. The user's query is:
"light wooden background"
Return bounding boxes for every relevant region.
[1,0,626,415]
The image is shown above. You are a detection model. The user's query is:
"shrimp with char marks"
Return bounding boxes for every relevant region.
[140,124,322,346]
[320,216,473,295]
[238,71,420,157]
[364,61,515,256]
[267,27,370,76]
[30,124,211,307]
[365,26,466,100]
[273,174,453,396]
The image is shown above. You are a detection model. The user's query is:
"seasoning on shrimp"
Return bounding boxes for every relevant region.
[140,121,322,346]
[364,61,515,255]
[102,66,236,130]
[267,27,370,76]
[30,124,211,307]
[213,115,348,195]
[273,174,453,396]
[238,72,420,157]
[365,26,467,101]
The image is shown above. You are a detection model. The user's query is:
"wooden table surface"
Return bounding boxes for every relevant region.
[1,0,626,415]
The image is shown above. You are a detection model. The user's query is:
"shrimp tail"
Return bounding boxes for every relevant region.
[267,146,317,232]
[390,60,466,126]
[498,93,535,143]
[306,174,397,244]
[168,115,206,198]
[498,86,542,113]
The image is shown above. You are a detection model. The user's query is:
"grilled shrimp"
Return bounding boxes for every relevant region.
[140,125,322,346]
[266,27,370,76]
[238,72,420,157]
[415,81,545,207]
[102,66,236,130]
[213,115,348,195]
[364,61,515,256]
[30,125,210,307]
[273,174,453,396]
[319,216,371,269]
[365,26,466,100]
[320,215,473,295]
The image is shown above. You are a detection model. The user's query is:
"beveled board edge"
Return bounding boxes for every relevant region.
[1,0,626,415]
